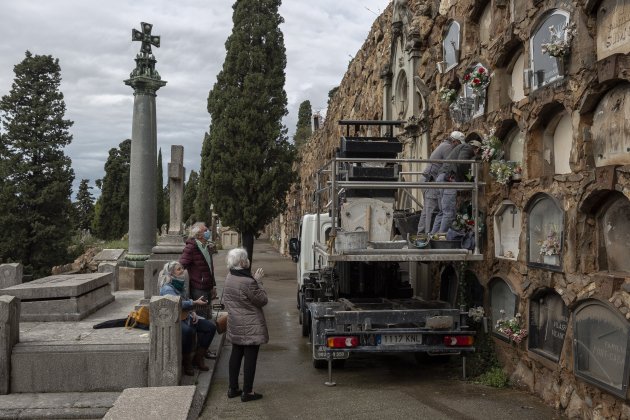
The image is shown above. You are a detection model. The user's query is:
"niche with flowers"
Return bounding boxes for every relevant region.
[528,289,568,362]
[526,193,564,269]
[529,10,570,90]
[489,277,519,339]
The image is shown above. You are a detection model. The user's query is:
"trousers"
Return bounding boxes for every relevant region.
[417,188,438,234]
[182,316,216,354]
[229,344,260,394]
[430,173,457,234]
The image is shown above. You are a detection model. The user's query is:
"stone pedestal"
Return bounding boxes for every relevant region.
[0,263,23,289]
[148,295,181,387]
[119,267,145,291]
[0,295,20,394]
[0,273,114,322]
[144,236,185,300]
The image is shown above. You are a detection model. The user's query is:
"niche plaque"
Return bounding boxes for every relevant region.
[529,290,568,361]
[597,0,630,60]
[573,300,630,397]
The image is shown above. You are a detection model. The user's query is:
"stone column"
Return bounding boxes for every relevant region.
[0,263,23,289]
[148,295,181,387]
[0,295,20,394]
[124,22,167,261]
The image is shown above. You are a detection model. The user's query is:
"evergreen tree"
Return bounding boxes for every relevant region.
[202,0,296,261]
[293,100,312,148]
[94,139,130,240]
[156,148,165,229]
[183,169,199,225]
[74,179,95,231]
[0,51,75,277]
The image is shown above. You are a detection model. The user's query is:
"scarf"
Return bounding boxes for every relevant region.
[195,239,213,269]
[171,278,185,292]
[229,268,254,279]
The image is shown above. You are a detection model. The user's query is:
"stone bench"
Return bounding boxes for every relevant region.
[0,273,114,321]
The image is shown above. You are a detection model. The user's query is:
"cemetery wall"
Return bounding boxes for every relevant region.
[273,1,630,417]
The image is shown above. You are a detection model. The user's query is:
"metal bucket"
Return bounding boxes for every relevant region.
[336,229,368,251]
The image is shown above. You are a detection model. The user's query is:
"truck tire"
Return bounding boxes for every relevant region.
[301,307,310,337]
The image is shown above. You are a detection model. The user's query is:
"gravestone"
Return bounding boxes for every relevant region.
[490,278,517,336]
[0,273,114,321]
[144,146,186,300]
[0,263,22,289]
[574,300,630,397]
[528,290,568,361]
[597,0,630,60]
[221,230,240,250]
[148,295,181,386]
[125,22,167,262]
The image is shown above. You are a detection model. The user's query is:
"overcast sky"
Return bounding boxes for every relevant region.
[0,0,391,196]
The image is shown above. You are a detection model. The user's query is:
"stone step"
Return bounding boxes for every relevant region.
[10,341,149,393]
[104,386,199,420]
[0,391,120,419]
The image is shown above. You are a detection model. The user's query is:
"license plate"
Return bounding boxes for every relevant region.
[316,348,348,359]
[380,334,423,345]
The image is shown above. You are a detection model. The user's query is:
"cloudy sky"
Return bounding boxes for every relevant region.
[0,0,391,196]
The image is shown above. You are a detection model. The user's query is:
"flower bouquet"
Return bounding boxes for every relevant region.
[481,130,504,162]
[468,306,485,323]
[489,159,518,185]
[463,65,490,90]
[541,22,576,58]
[452,213,475,232]
[496,311,527,343]
[538,226,561,256]
[439,87,458,104]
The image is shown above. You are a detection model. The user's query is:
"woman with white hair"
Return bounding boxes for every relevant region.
[223,247,268,402]
[159,261,217,376]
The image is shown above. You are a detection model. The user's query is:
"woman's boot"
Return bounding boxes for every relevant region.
[194,348,210,371]
[183,352,195,376]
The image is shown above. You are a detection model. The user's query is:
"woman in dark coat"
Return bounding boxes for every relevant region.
[179,222,217,310]
[223,247,268,402]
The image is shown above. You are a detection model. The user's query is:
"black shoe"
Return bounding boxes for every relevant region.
[241,392,263,402]
[227,388,242,398]
[205,350,217,359]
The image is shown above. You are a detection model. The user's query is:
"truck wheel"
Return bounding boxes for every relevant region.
[301,308,310,337]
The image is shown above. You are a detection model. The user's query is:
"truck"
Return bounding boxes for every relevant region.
[289,120,484,384]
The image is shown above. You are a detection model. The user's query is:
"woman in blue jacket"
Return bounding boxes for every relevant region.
[159,261,217,376]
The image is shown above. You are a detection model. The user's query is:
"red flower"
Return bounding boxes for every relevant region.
[473,78,481,85]
[477,67,485,74]
[464,73,471,81]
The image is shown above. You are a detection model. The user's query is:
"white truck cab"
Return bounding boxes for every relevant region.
[290,213,332,289]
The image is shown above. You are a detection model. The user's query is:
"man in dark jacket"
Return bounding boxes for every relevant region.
[430,139,482,234]
[180,222,217,306]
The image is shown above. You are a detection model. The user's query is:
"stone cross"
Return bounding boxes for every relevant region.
[168,145,185,235]
[132,22,161,55]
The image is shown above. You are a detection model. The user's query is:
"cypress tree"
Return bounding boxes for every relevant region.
[94,139,131,240]
[74,179,95,231]
[293,100,312,148]
[202,0,296,261]
[183,169,199,225]
[0,51,75,277]
[156,148,165,230]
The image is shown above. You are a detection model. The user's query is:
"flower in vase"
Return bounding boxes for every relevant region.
[541,22,576,58]
[464,65,491,90]
[537,226,561,256]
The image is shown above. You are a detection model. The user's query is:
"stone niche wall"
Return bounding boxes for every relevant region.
[273,0,630,417]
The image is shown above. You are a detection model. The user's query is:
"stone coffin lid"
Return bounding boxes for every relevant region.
[0,273,112,299]
[93,249,126,262]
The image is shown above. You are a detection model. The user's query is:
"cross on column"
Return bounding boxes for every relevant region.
[132,22,160,54]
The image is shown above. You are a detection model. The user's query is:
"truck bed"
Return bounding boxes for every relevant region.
[314,241,484,262]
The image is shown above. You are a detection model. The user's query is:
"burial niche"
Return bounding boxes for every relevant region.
[463,63,488,118]
[490,277,518,338]
[479,4,492,47]
[573,300,630,398]
[440,265,458,307]
[529,10,569,90]
[592,85,630,167]
[528,289,568,362]
[494,201,522,260]
[509,52,526,102]
[598,194,630,273]
[597,0,630,60]
[443,21,460,72]
[527,194,564,269]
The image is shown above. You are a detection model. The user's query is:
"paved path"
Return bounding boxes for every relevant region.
[200,240,565,420]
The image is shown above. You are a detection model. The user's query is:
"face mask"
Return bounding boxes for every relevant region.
[203,230,211,241]
[171,278,185,292]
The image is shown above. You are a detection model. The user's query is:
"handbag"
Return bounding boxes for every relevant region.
[125,305,150,329]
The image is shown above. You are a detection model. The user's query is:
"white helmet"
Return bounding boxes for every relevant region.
[450,131,466,143]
